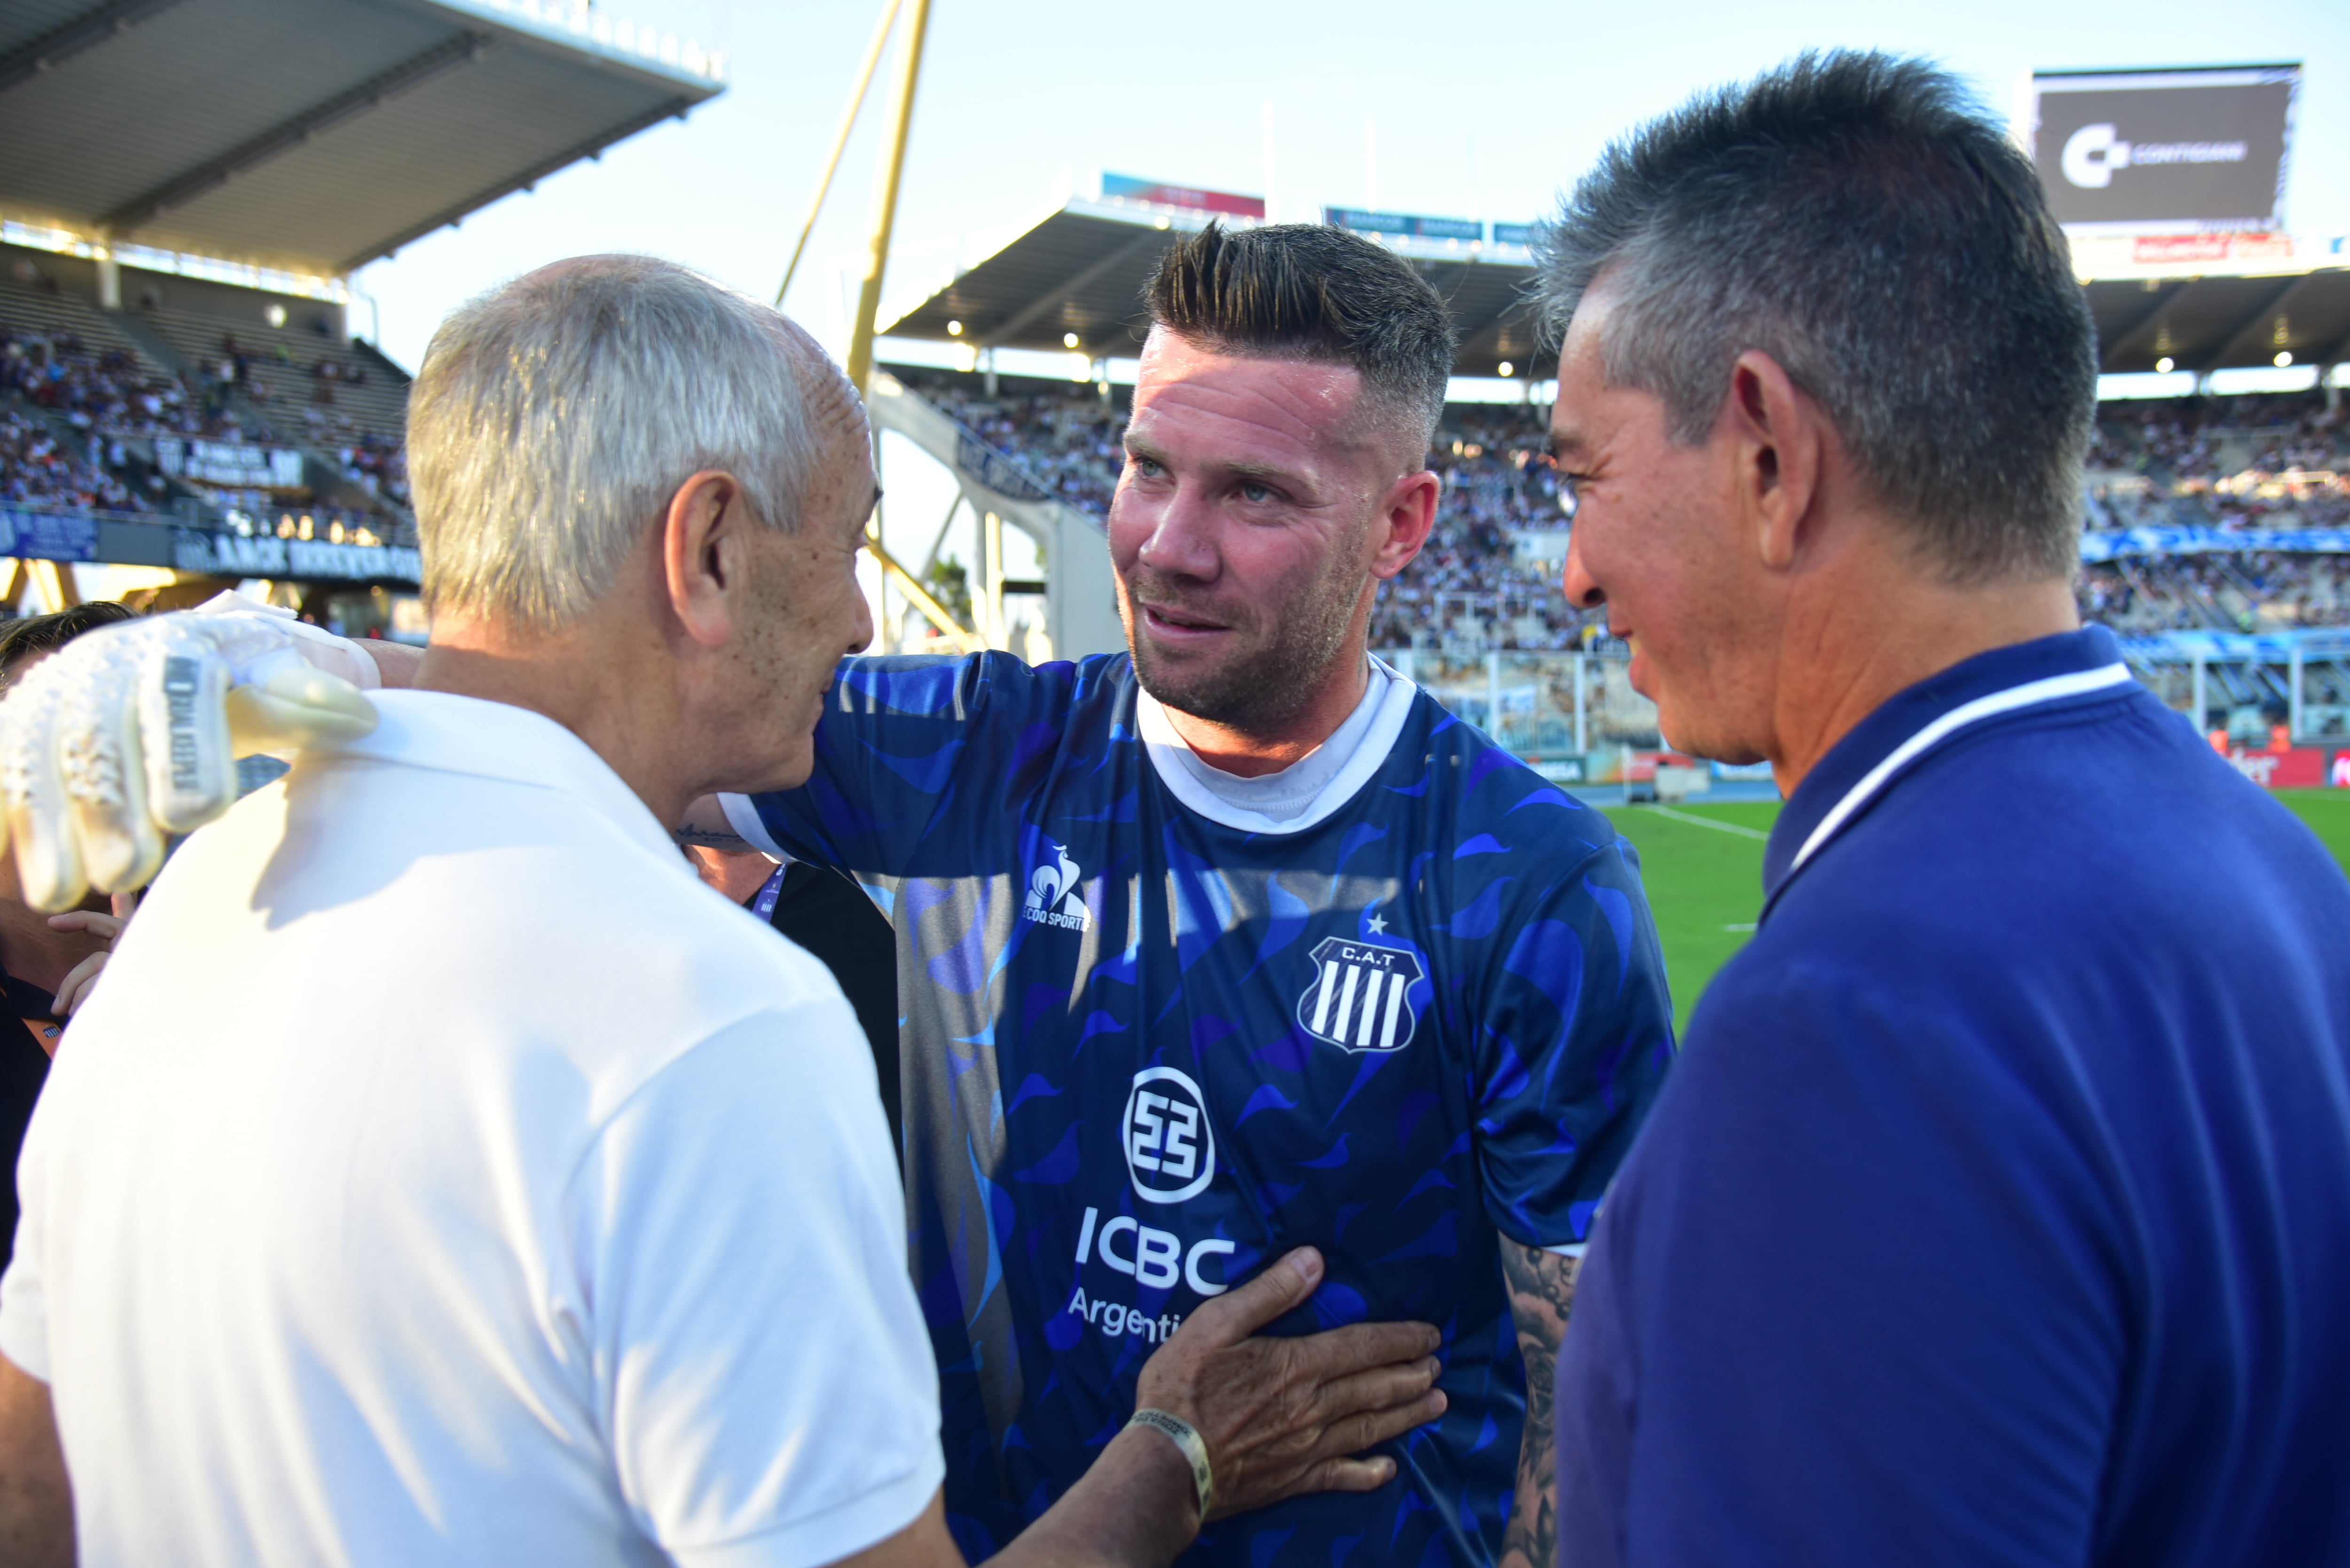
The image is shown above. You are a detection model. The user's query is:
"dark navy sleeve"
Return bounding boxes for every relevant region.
[1463,799,1676,1250]
[745,653,1072,880]
[1556,962,2120,1567]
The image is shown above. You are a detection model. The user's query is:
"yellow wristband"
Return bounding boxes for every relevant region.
[1129,1406,1213,1520]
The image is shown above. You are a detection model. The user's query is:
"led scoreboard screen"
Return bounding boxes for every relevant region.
[2029,64,2299,233]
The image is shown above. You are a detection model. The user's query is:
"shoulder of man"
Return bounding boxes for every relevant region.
[825,650,1130,731]
[1403,693,1631,885]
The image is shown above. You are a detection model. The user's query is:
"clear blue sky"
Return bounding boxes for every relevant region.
[351,0,2350,371]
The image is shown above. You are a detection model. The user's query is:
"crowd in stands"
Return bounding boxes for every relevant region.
[903,369,2350,647]
[1369,407,1597,651]
[2088,390,2350,533]
[2,267,421,529]
[338,431,409,509]
[918,377,1125,516]
[2078,552,2350,633]
[0,410,150,514]
[1,322,249,445]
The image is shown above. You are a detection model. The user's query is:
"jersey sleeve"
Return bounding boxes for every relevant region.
[568,1002,943,1568]
[1467,827,1676,1252]
[727,653,1070,881]
[1556,964,2117,1567]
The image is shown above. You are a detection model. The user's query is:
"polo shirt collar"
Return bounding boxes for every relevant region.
[1762,626,2134,903]
[326,690,692,874]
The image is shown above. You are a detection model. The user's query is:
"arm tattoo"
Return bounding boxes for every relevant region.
[1499,1241,1578,1568]
[672,825,755,851]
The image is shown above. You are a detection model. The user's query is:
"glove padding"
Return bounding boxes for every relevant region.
[0,593,381,911]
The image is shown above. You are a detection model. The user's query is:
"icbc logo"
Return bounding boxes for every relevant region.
[1124,1066,1214,1204]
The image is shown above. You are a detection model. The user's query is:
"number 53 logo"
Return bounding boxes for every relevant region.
[1124,1066,1216,1204]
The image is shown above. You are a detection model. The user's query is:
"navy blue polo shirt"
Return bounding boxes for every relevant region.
[1556,626,2350,1567]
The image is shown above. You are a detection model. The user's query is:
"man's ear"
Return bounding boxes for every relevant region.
[662,470,750,651]
[1368,468,1441,580]
[1725,352,1822,573]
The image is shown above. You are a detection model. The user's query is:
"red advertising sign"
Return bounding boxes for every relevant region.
[2223,745,2331,789]
[1099,173,1265,220]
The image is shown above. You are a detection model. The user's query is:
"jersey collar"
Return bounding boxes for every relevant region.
[1762,626,2135,905]
[1135,656,1420,836]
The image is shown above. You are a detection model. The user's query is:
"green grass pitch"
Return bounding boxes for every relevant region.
[1601,789,2350,1035]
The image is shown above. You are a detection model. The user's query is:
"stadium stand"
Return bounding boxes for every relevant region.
[0,0,722,620]
[886,364,2350,650]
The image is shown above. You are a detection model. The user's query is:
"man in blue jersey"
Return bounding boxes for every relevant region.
[1536,53,2350,1565]
[698,223,1676,1567]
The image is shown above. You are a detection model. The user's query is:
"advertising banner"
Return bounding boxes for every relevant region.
[1322,208,1482,243]
[153,438,306,490]
[2029,65,2298,233]
[2220,744,2333,790]
[171,529,420,583]
[1489,223,1539,247]
[0,506,416,581]
[0,508,97,562]
[2080,526,2350,562]
[1100,174,1264,220]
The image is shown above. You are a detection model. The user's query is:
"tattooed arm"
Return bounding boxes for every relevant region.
[673,793,758,853]
[1500,1240,1578,1568]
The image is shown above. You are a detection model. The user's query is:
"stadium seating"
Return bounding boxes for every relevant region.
[135,306,410,453]
[1,255,416,529]
[890,366,2350,646]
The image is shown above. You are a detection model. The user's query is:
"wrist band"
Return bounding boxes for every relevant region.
[1129,1407,1213,1521]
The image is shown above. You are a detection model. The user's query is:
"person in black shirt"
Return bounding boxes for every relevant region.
[683,845,902,1155]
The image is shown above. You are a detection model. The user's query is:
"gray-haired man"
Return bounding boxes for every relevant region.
[0,257,1443,1567]
[1537,53,2350,1566]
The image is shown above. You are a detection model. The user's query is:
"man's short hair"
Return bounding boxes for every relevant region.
[1144,223,1456,456]
[0,601,135,686]
[1533,51,2095,583]
[408,255,852,630]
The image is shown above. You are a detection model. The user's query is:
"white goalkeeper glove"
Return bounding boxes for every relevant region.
[0,593,382,911]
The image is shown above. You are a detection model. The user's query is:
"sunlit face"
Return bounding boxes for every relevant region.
[1553,291,1770,763]
[732,417,876,792]
[1109,329,1420,731]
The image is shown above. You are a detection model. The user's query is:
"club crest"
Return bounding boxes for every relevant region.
[1296,936,1424,1052]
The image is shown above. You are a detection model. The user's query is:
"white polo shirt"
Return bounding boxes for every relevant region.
[0,691,942,1567]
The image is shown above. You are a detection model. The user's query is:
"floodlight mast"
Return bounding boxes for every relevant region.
[825,0,971,653]
[843,0,932,397]
[774,0,902,308]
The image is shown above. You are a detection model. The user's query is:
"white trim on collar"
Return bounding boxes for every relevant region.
[1791,662,2135,874]
[1138,656,1422,836]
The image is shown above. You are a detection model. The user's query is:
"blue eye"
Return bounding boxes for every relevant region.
[1557,474,1581,519]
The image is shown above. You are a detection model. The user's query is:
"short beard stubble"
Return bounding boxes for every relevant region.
[1121,550,1368,734]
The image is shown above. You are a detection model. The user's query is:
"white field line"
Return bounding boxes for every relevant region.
[1636,804,1772,841]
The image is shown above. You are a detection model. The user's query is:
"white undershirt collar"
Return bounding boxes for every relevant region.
[1137,656,1420,836]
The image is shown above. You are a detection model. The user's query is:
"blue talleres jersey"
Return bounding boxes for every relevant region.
[737,653,1675,1567]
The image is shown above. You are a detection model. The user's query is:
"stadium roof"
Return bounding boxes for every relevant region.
[0,0,723,279]
[888,198,2350,381]
[2086,270,2350,375]
[880,199,1551,379]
